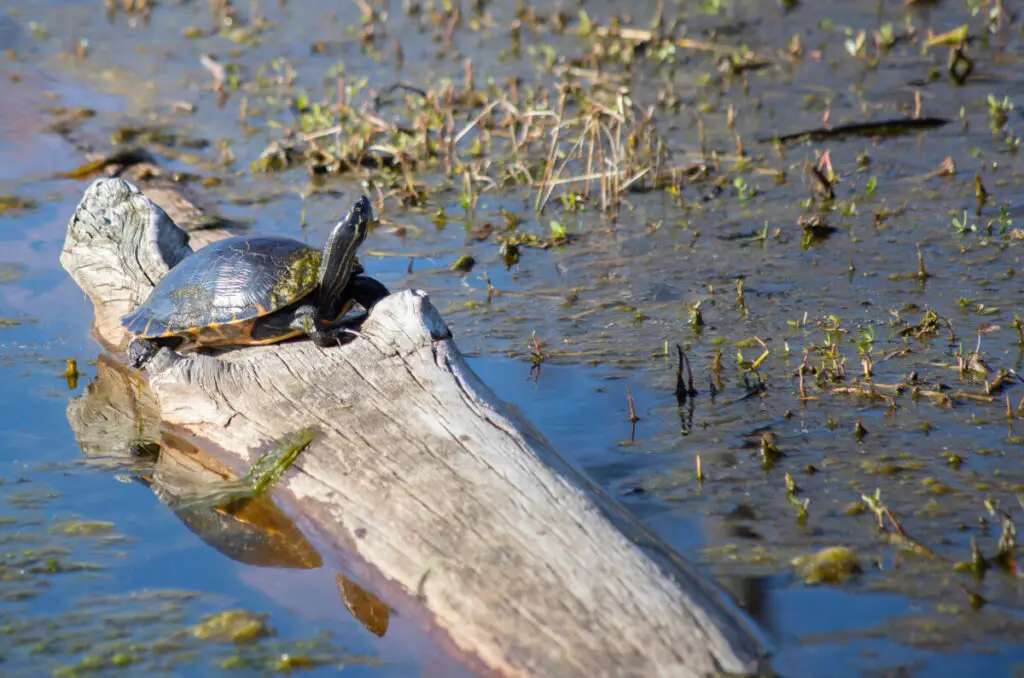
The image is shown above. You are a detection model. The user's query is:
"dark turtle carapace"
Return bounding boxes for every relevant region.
[122,195,388,369]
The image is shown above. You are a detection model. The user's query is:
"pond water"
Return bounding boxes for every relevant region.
[3,0,1024,675]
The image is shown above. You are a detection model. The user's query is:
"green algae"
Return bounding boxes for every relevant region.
[167,283,217,330]
[791,546,863,585]
[0,196,38,214]
[244,428,315,495]
[0,263,28,285]
[268,248,322,310]
[49,521,117,538]
[188,610,272,644]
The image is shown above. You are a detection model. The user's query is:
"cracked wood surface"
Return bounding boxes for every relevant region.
[61,177,770,678]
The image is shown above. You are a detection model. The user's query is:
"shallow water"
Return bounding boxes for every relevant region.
[3,0,1024,675]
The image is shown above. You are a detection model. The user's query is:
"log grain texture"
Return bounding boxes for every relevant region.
[61,177,770,678]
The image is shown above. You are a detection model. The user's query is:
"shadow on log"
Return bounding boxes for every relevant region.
[61,177,771,677]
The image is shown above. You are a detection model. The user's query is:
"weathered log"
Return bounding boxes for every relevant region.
[61,177,770,677]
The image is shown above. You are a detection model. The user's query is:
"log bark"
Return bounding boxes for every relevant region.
[61,177,771,677]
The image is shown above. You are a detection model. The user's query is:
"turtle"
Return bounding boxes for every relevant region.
[122,195,388,369]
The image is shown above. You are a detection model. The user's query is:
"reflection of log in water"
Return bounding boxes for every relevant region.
[66,353,162,461]
[716,575,774,640]
[66,354,324,569]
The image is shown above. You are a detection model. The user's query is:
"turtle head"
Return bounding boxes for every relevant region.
[334,195,373,248]
[318,195,374,320]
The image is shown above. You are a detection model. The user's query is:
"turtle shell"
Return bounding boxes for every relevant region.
[122,236,325,341]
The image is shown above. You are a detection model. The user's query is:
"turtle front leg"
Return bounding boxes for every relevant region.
[293,277,388,348]
[319,274,389,323]
[290,305,363,348]
[346,275,390,313]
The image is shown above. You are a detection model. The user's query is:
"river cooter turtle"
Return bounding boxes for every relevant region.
[122,195,388,369]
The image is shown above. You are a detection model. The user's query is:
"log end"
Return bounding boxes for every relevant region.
[61,177,193,348]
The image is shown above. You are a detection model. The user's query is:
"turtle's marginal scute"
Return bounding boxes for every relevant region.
[122,305,153,334]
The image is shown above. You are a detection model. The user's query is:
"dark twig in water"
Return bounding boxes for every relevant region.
[916,244,931,280]
[798,351,816,402]
[626,387,640,442]
[528,330,549,383]
[674,344,697,403]
[806,161,835,201]
[767,117,949,145]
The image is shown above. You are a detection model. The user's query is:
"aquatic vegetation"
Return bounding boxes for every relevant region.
[791,546,863,585]
[0,195,38,214]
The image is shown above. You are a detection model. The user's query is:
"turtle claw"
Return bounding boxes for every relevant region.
[334,327,362,347]
[310,325,361,348]
[293,305,368,349]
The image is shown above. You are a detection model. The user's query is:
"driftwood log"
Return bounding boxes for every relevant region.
[61,177,770,677]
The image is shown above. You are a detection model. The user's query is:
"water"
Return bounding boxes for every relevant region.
[3,0,1024,675]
